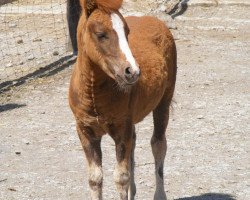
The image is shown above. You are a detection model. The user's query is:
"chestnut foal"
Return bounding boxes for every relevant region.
[68,0,177,199]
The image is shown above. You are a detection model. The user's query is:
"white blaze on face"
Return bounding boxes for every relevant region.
[111,13,139,73]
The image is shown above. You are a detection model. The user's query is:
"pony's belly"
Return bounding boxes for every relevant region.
[133,97,162,124]
[132,77,167,124]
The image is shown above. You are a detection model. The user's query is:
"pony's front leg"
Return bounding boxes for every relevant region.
[110,123,134,200]
[128,128,136,200]
[77,124,103,200]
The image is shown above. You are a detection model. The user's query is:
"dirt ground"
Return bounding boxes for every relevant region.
[0,1,249,200]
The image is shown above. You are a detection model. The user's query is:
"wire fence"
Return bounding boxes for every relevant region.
[0,0,184,102]
[0,0,73,95]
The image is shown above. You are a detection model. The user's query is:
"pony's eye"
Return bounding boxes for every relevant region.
[96,32,107,40]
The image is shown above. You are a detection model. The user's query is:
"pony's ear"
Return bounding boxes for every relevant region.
[80,0,97,18]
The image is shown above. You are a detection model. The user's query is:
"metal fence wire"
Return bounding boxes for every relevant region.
[0,0,73,93]
[0,0,184,98]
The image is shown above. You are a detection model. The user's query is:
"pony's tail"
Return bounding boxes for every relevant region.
[67,0,82,55]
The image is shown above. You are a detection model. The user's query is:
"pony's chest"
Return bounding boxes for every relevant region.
[94,91,130,123]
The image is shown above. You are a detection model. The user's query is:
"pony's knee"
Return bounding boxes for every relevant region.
[151,135,167,162]
[151,134,166,149]
[151,131,166,142]
[114,163,130,187]
[89,164,103,189]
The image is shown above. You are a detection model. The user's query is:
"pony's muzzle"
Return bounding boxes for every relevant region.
[124,65,140,84]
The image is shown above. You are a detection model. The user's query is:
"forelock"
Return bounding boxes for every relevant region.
[96,0,123,13]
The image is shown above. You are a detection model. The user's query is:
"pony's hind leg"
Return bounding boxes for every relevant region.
[77,123,103,200]
[128,126,136,200]
[151,91,172,200]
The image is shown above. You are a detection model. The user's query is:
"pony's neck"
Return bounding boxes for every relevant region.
[78,52,110,87]
[77,51,121,125]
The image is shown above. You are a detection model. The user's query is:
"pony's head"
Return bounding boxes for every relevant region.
[79,0,140,87]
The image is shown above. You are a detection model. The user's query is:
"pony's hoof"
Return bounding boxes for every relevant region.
[154,192,167,200]
[129,184,136,200]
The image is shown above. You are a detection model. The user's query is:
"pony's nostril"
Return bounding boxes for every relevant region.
[124,66,140,83]
[125,67,132,76]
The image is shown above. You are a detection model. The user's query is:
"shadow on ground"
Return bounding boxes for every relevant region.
[0,103,26,113]
[0,0,16,6]
[0,55,76,93]
[167,0,189,19]
[176,193,236,200]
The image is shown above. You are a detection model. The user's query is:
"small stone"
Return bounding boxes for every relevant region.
[9,23,17,28]
[19,61,24,65]
[53,51,59,56]
[15,151,21,155]
[8,188,17,192]
[6,62,13,67]
[169,25,177,30]
[197,115,205,119]
[159,5,166,12]
[27,55,35,60]
[33,38,42,42]
[17,39,23,44]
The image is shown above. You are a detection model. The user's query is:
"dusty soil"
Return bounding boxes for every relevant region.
[0,1,249,200]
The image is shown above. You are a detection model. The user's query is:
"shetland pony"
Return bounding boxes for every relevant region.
[68,0,177,199]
